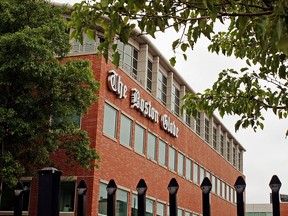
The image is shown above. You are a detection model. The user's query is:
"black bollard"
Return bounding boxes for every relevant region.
[136,179,147,216]
[200,177,212,216]
[269,175,282,216]
[168,178,179,216]
[106,179,117,216]
[37,167,62,216]
[77,180,87,216]
[234,176,246,216]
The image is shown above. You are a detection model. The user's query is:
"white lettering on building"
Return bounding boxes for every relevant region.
[107,70,128,99]
[107,70,179,138]
[160,114,179,137]
[130,88,159,123]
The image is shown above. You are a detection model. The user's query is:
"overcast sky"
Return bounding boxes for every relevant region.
[55,0,288,204]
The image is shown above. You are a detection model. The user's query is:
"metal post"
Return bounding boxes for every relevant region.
[77,180,87,216]
[136,179,147,216]
[200,177,212,216]
[269,175,282,216]
[234,176,246,216]
[168,178,179,216]
[106,179,117,216]
[37,167,62,216]
[14,182,24,216]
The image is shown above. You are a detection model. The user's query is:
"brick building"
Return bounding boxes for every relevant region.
[0,31,245,216]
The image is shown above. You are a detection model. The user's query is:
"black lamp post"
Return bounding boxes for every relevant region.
[269,175,282,216]
[136,179,147,216]
[200,177,212,216]
[168,178,179,216]
[234,176,246,216]
[106,179,117,216]
[77,180,87,216]
[14,182,25,216]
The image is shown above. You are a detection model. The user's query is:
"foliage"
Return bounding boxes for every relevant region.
[70,0,288,134]
[0,0,100,186]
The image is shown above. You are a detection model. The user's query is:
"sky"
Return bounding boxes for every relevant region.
[54,0,288,204]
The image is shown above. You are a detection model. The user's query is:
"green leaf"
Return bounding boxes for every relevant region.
[170,57,176,66]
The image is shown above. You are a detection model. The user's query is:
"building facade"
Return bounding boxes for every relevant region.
[0,31,245,216]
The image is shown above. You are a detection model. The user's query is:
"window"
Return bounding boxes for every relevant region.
[238,152,242,170]
[233,146,236,166]
[185,212,192,216]
[147,132,156,160]
[60,182,76,212]
[178,209,183,216]
[204,118,209,142]
[157,71,167,105]
[230,187,234,203]
[168,146,176,171]
[199,167,205,184]
[157,202,165,216]
[226,184,230,201]
[172,85,180,116]
[220,134,224,156]
[213,126,217,149]
[185,158,192,180]
[158,140,167,166]
[146,198,154,216]
[185,111,191,127]
[98,183,108,215]
[205,171,211,180]
[51,113,81,129]
[134,124,145,154]
[177,152,184,176]
[120,114,132,147]
[193,163,199,184]
[117,189,128,216]
[0,182,30,211]
[217,178,221,196]
[103,103,118,138]
[147,60,153,92]
[70,33,95,53]
[211,175,216,194]
[227,140,230,161]
[221,181,225,198]
[131,194,138,216]
[195,111,201,135]
[117,41,138,79]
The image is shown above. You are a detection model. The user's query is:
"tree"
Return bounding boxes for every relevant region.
[70,0,288,134]
[0,0,100,187]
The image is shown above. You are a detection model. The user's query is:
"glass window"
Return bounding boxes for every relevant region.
[147,60,153,92]
[213,126,217,149]
[157,71,167,105]
[134,124,145,154]
[0,182,30,211]
[195,111,201,135]
[185,111,191,127]
[98,183,108,215]
[103,103,118,138]
[157,202,165,216]
[226,184,230,201]
[185,158,192,180]
[146,198,154,216]
[185,212,192,216]
[118,41,138,79]
[120,114,132,147]
[220,134,224,156]
[204,118,209,142]
[199,167,205,184]
[221,181,225,198]
[211,175,216,194]
[238,152,242,171]
[60,182,76,212]
[147,132,156,160]
[177,152,184,176]
[172,85,180,116]
[117,189,128,216]
[230,187,234,203]
[178,209,183,216]
[233,146,236,166]
[168,146,176,171]
[227,140,230,161]
[193,163,199,184]
[131,194,137,216]
[217,178,221,196]
[158,139,167,166]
